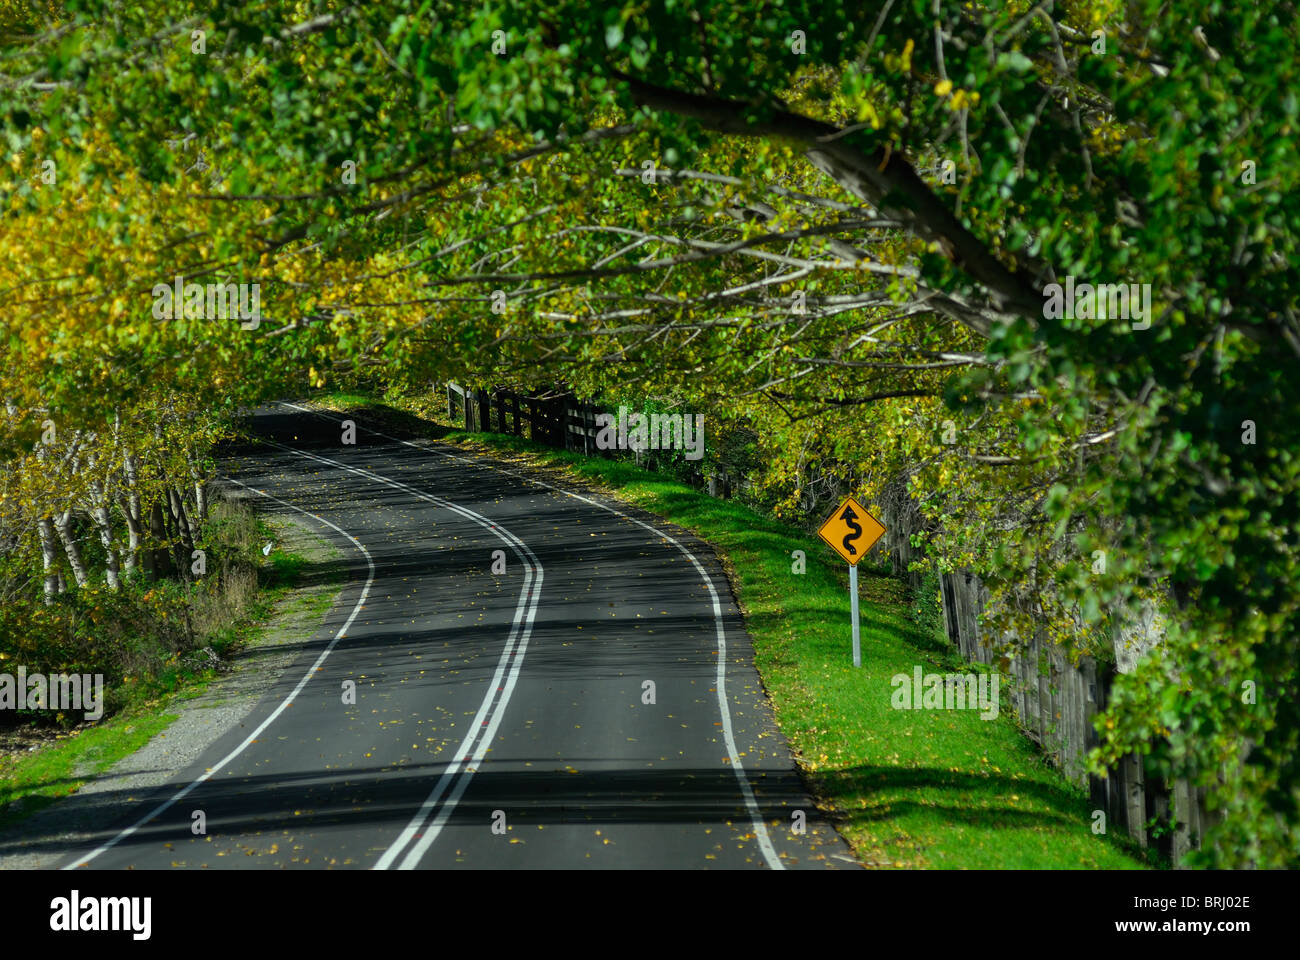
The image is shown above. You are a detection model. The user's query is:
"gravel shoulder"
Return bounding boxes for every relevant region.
[0,504,346,870]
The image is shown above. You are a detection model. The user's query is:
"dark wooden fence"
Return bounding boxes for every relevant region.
[447,381,564,446]
[447,382,631,453]
[882,502,1218,865]
[447,381,717,483]
[444,380,1216,864]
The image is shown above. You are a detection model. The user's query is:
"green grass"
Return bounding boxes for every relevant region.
[0,710,177,832]
[313,391,1152,869]
[266,550,309,588]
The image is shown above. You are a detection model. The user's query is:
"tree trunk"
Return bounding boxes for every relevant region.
[173,486,196,555]
[37,517,60,603]
[190,458,208,522]
[165,488,192,580]
[52,509,90,588]
[120,451,145,577]
[90,503,122,589]
[117,493,142,577]
[149,500,170,579]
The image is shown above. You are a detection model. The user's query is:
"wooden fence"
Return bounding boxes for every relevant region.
[444,381,1217,864]
[923,537,1216,864]
[447,381,565,446]
[446,381,717,484]
[448,382,643,454]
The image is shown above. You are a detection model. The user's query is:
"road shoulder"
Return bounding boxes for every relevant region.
[0,503,347,870]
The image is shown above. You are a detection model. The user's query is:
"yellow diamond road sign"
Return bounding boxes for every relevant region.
[817,496,886,566]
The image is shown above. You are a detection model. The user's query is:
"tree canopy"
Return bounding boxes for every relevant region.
[2,0,1297,865]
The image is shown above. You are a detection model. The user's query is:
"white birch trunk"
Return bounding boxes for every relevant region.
[37,517,60,603]
[52,508,90,588]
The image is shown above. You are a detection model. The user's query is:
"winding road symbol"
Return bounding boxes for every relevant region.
[839,504,863,556]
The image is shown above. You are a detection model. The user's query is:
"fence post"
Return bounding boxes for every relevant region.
[552,396,566,448]
[1122,753,1148,846]
[563,401,575,452]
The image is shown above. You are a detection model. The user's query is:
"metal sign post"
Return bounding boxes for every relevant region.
[816,495,886,667]
[849,563,861,667]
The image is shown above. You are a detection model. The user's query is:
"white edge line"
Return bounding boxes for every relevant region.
[61,476,376,870]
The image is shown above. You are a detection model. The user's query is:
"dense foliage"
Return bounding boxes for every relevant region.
[1,0,1296,865]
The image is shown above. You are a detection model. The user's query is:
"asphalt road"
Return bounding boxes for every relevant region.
[61,404,854,869]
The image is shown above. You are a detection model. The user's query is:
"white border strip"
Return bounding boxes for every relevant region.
[281,401,784,870]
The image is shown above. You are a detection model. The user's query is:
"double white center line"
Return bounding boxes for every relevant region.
[254,439,544,870]
[281,402,783,870]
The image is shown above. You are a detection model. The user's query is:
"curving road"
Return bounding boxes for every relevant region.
[61,404,854,869]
